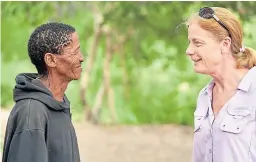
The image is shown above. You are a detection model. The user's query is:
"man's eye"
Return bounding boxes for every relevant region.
[71,51,78,55]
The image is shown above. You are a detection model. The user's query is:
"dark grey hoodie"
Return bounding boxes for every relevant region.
[2,73,80,162]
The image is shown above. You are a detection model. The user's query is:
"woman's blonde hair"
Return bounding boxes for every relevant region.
[186,7,256,69]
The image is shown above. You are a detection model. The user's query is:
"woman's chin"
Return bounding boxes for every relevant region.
[194,65,209,74]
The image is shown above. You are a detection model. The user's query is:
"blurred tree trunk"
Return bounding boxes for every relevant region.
[91,83,104,124]
[80,4,103,121]
[114,27,134,100]
[118,36,129,100]
[91,25,117,124]
[104,26,117,123]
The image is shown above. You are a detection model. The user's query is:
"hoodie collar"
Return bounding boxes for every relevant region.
[14,73,70,111]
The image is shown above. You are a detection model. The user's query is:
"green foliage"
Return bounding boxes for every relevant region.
[1,1,256,125]
[1,60,35,108]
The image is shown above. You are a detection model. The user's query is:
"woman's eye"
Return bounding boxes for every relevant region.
[194,42,202,46]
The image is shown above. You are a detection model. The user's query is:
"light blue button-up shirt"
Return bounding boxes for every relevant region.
[193,67,256,162]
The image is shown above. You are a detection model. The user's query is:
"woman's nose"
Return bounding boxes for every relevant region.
[186,44,195,56]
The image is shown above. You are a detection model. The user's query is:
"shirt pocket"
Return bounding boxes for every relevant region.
[220,105,254,134]
[194,109,208,133]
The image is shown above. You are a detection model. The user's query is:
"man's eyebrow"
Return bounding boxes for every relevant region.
[75,45,80,50]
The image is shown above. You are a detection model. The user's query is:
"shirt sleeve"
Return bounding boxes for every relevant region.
[4,129,48,162]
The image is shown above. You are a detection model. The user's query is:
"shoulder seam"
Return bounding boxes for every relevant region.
[13,128,44,135]
[28,99,31,129]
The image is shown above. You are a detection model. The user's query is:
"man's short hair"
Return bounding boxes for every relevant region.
[28,22,76,75]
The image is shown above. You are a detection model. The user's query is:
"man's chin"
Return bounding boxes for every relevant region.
[72,74,81,80]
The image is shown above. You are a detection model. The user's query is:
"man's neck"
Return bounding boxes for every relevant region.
[39,75,70,102]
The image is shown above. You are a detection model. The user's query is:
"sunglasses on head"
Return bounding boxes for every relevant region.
[199,7,231,38]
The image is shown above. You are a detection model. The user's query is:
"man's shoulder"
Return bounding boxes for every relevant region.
[12,98,48,115]
[8,99,49,131]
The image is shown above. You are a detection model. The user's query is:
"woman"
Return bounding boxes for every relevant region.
[186,7,256,162]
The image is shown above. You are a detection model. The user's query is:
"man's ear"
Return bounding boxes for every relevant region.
[44,53,57,67]
[220,36,232,54]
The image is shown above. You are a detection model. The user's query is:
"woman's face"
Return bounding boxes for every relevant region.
[186,22,223,75]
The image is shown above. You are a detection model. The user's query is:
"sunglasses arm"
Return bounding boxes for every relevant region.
[212,15,220,21]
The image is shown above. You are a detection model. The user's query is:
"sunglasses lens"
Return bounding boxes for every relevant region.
[198,7,231,38]
[199,7,214,19]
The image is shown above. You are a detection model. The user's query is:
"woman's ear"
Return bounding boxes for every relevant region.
[220,36,232,55]
[44,53,57,68]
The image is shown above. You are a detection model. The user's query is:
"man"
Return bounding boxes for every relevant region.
[2,22,84,162]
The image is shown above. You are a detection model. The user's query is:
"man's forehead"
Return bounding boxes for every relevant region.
[70,32,79,40]
[68,33,80,44]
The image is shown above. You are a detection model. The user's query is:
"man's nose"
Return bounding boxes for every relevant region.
[79,51,84,62]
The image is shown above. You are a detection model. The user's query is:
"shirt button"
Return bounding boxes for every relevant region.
[209,149,212,153]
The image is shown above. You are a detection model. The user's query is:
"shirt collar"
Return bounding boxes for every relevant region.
[202,66,256,94]
[237,66,256,92]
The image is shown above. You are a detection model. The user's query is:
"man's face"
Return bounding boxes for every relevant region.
[55,32,84,81]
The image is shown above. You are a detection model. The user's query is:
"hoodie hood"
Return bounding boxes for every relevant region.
[14,73,70,111]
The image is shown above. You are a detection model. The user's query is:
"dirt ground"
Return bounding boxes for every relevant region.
[1,110,194,162]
